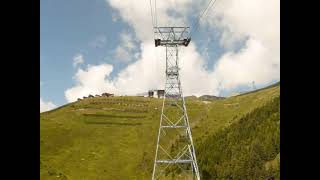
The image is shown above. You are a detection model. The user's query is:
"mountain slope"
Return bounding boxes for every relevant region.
[40,84,280,179]
[197,96,280,179]
[198,95,225,101]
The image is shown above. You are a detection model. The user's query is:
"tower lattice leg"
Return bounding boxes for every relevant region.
[152,44,200,180]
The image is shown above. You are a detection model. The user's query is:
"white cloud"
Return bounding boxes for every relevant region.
[204,0,280,89]
[112,12,118,22]
[73,54,84,67]
[65,0,279,101]
[89,35,107,48]
[115,46,131,62]
[107,0,195,41]
[211,38,280,90]
[65,41,218,102]
[65,64,117,102]
[40,98,57,113]
[114,32,137,62]
[121,33,135,50]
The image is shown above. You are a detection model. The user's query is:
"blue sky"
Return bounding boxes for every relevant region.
[40,0,280,110]
[41,0,128,105]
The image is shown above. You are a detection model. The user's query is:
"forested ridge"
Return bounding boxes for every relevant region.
[197,96,280,179]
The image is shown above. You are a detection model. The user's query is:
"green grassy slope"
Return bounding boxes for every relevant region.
[197,96,280,179]
[40,84,280,179]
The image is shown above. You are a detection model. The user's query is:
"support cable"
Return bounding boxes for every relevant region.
[155,0,158,27]
[190,0,219,38]
[149,0,155,27]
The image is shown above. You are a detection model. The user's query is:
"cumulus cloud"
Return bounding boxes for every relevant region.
[89,35,107,48]
[114,32,138,62]
[40,98,57,112]
[205,0,280,89]
[65,0,279,102]
[107,0,195,41]
[115,46,130,62]
[65,64,118,102]
[111,12,118,22]
[211,38,280,90]
[73,54,84,67]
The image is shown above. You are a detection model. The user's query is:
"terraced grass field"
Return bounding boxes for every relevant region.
[40,83,280,179]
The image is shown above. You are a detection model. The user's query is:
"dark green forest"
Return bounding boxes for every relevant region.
[197,96,280,179]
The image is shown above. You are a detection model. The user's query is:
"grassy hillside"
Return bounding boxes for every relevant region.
[197,96,280,179]
[40,84,280,179]
[198,95,225,101]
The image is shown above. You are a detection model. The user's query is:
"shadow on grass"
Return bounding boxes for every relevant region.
[84,121,142,126]
[82,113,146,119]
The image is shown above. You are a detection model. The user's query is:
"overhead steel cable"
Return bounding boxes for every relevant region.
[201,0,219,22]
[148,0,160,90]
[191,0,217,36]
[149,0,155,27]
[190,0,219,38]
[155,0,158,27]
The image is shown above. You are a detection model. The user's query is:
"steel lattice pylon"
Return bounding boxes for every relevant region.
[152,27,200,180]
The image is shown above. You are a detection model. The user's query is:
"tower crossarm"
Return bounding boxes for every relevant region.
[154,27,191,47]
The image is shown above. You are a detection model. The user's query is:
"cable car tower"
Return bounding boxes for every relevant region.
[151,27,201,180]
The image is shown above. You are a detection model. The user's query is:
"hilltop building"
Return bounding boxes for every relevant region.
[102,93,114,97]
[148,90,154,97]
[148,89,165,98]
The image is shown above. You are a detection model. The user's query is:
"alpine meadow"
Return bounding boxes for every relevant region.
[40,82,280,179]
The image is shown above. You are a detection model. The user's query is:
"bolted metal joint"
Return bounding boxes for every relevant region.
[183,38,191,46]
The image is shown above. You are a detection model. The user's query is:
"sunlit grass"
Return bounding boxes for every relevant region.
[40,84,280,179]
